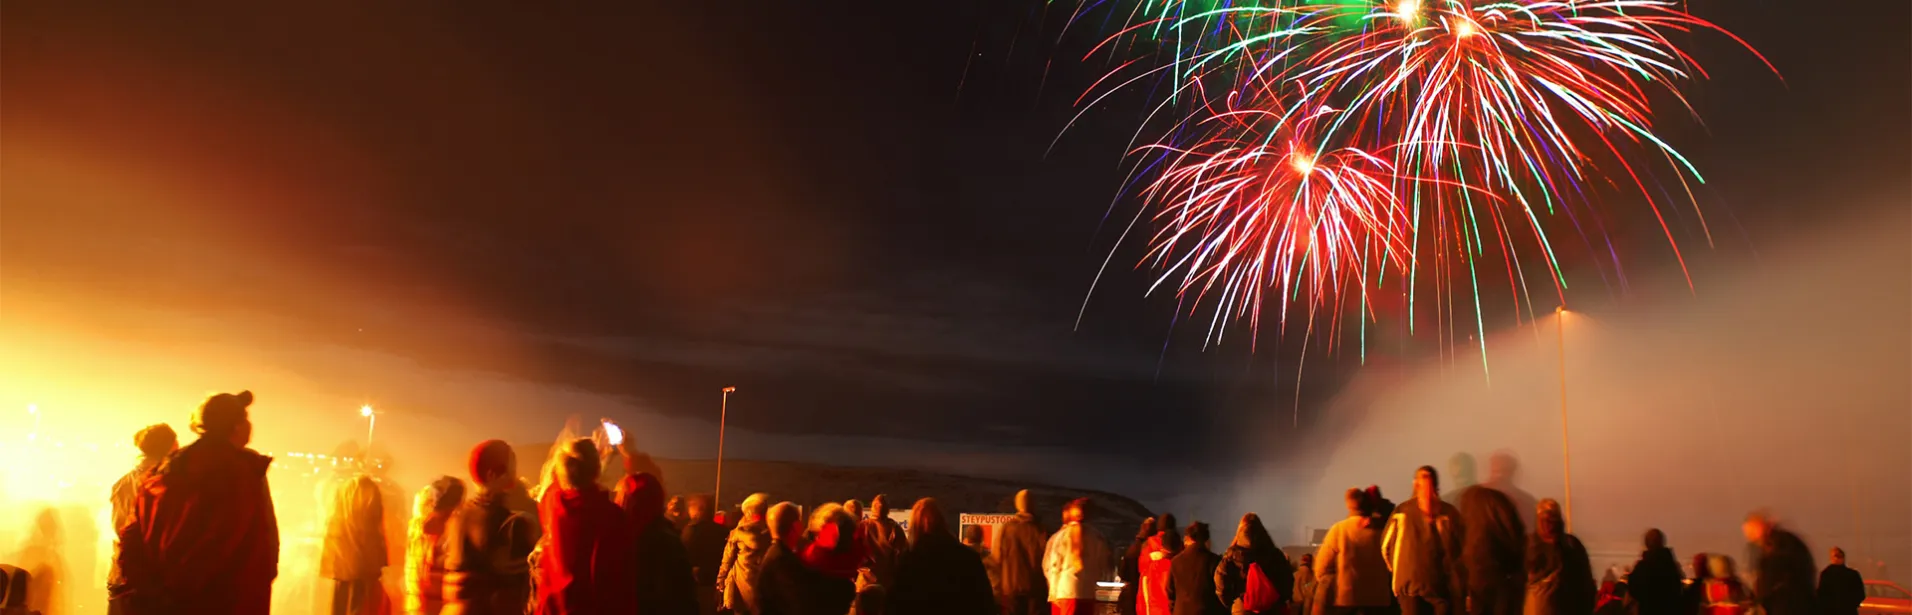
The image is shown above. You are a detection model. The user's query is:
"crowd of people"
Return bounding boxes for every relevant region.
[98,391,1877,615]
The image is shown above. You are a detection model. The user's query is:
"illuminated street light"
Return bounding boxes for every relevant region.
[361,404,378,447]
[716,386,737,512]
[1555,306,1574,533]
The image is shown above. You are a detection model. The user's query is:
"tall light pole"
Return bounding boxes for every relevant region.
[1555,306,1574,532]
[361,405,377,448]
[715,386,736,514]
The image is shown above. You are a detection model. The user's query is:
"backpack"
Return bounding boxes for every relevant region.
[1242,561,1288,615]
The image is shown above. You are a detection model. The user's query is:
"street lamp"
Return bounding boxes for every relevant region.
[360,405,377,448]
[1555,306,1574,533]
[716,386,736,514]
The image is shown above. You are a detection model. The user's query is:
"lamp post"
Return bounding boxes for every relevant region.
[361,405,377,448]
[715,386,736,513]
[1555,306,1574,532]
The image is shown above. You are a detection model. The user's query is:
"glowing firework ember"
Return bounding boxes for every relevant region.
[1075,0,1772,360]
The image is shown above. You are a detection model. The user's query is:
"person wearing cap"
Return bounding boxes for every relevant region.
[115,390,280,615]
[108,424,178,615]
[997,489,1050,615]
[444,440,543,615]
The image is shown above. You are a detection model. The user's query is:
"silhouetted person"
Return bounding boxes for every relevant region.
[1384,466,1461,615]
[996,490,1050,615]
[1628,529,1685,615]
[1122,518,1160,615]
[324,474,392,615]
[1294,554,1315,615]
[862,495,910,590]
[668,497,688,532]
[799,505,866,589]
[618,471,699,615]
[1523,499,1593,615]
[719,493,774,615]
[404,476,465,615]
[1045,498,1114,615]
[116,390,279,615]
[1459,486,1526,615]
[757,503,856,615]
[891,498,995,615]
[535,438,633,615]
[1814,548,1862,615]
[683,495,729,615]
[1742,513,1816,615]
[1699,556,1751,615]
[853,585,888,615]
[1215,513,1292,615]
[846,500,866,521]
[444,440,542,615]
[1443,453,1478,503]
[1167,522,1226,615]
[1479,453,1538,533]
[1142,514,1183,615]
[964,524,1002,594]
[110,424,177,615]
[1314,488,1393,615]
[1681,553,1711,615]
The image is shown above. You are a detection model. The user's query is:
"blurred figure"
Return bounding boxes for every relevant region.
[1215,513,1293,615]
[800,504,866,587]
[404,476,466,615]
[997,490,1050,615]
[443,440,541,615]
[116,390,279,615]
[1142,514,1183,615]
[756,502,856,615]
[1479,454,1538,537]
[1459,486,1527,615]
[617,471,698,615]
[1681,554,1711,615]
[845,500,866,521]
[1384,466,1461,615]
[963,524,1002,594]
[535,438,632,615]
[668,497,688,532]
[1121,518,1160,615]
[718,493,773,615]
[109,424,177,615]
[1742,513,1816,615]
[1628,530,1685,615]
[1815,548,1863,615]
[1699,556,1751,615]
[890,498,995,615]
[683,495,728,615]
[1593,584,1629,615]
[1523,499,1593,615]
[852,585,887,615]
[1167,521,1225,615]
[12,508,67,615]
[1314,488,1393,615]
[1293,554,1316,615]
[1443,453,1478,503]
[861,495,909,591]
[1045,498,1114,615]
[323,474,391,615]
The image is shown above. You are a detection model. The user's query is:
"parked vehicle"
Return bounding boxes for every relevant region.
[1862,580,1912,615]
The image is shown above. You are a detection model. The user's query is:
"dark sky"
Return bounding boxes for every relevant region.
[4,1,1907,472]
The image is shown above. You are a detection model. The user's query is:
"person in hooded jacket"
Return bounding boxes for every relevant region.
[534,438,634,615]
[862,495,911,591]
[996,490,1050,615]
[890,498,996,615]
[617,471,699,615]
[719,493,774,615]
[1314,488,1394,615]
[443,440,541,615]
[682,495,730,615]
[1742,513,1816,615]
[1523,499,1593,615]
[1141,515,1183,615]
[116,391,279,615]
[1167,522,1227,615]
[1121,518,1160,615]
[1627,530,1684,615]
[1383,466,1461,615]
[801,504,868,591]
[109,424,178,615]
[1215,513,1293,615]
[1459,486,1526,615]
[1046,498,1115,615]
[404,476,466,615]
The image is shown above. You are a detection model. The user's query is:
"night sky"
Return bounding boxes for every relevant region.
[4,1,1908,476]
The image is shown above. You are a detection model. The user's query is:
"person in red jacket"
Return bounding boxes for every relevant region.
[116,390,280,615]
[535,438,634,615]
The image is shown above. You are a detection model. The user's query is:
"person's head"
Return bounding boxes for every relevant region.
[1644,528,1667,551]
[415,476,467,533]
[1829,547,1846,565]
[1300,553,1314,568]
[1706,554,1735,580]
[1185,522,1210,551]
[556,438,601,491]
[1135,517,1159,540]
[1536,499,1565,539]
[1741,512,1773,544]
[467,439,517,492]
[909,498,951,546]
[687,494,712,522]
[1232,513,1274,553]
[1690,553,1711,581]
[1063,498,1092,524]
[844,499,865,519]
[962,524,986,547]
[192,390,254,446]
[1345,487,1368,517]
[1157,513,1181,551]
[741,493,771,521]
[1014,489,1033,515]
[871,494,890,517]
[1449,453,1477,488]
[1414,465,1440,499]
[667,496,686,519]
[1488,451,1519,483]
[134,423,179,460]
[767,502,803,546]
[808,503,859,552]
[334,474,385,524]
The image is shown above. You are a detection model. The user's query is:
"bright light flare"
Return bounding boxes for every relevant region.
[359,405,374,417]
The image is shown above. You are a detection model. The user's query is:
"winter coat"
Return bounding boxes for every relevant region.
[996,513,1049,599]
[1046,522,1116,601]
[1166,547,1226,615]
[535,486,634,615]
[1121,541,1146,615]
[720,518,773,614]
[862,517,910,589]
[890,532,996,615]
[683,519,730,587]
[323,476,391,582]
[1383,499,1462,599]
[618,473,699,615]
[1752,529,1817,615]
[1216,546,1293,615]
[108,458,163,593]
[443,491,541,615]
[1524,533,1595,615]
[1628,548,1685,615]
[1816,564,1864,615]
[971,544,1003,595]
[1314,517,1393,609]
[758,543,858,615]
[1459,487,1527,615]
[1142,536,1177,615]
[115,438,279,615]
